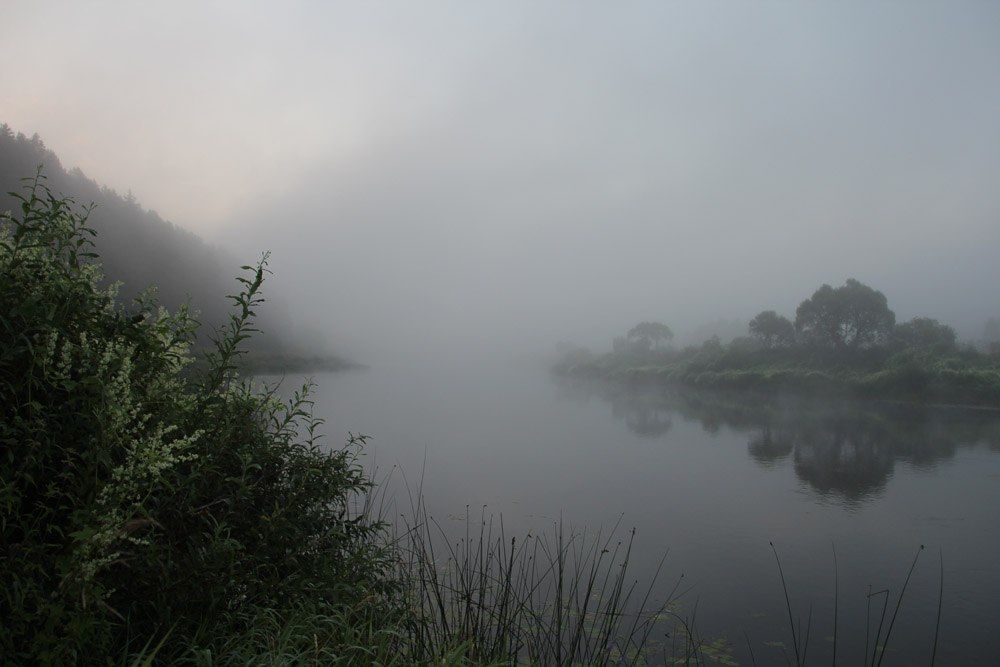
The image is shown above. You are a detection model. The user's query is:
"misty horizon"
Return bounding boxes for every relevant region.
[5,3,1000,664]
[4,1,1000,364]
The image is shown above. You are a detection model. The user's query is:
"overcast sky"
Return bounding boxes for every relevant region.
[4,1,999,360]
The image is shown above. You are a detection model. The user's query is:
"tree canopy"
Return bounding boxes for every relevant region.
[794,279,895,350]
[626,321,675,350]
[984,318,1000,345]
[748,311,796,348]
[892,317,957,351]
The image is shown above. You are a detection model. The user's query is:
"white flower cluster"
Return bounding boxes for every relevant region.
[41,328,202,586]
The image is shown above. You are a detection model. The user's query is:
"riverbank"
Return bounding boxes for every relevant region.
[553,345,1000,408]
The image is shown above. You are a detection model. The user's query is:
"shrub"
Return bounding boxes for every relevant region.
[0,174,395,662]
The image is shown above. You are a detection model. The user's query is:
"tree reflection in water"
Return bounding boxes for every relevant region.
[556,377,1000,502]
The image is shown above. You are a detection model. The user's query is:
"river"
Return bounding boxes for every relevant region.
[272,357,1000,664]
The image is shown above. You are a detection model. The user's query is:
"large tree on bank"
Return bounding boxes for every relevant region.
[626,321,675,351]
[794,279,895,350]
[748,311,796,349]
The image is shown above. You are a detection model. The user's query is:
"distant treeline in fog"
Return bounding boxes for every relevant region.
[0,124,349,369]
[555,279,1000,406]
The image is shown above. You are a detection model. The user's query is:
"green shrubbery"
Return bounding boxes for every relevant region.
[556,342,1000,406]
[0,176,401,663]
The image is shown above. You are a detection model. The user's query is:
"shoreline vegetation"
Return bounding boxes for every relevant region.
[553,285,1000,409]
[0,179,951,663]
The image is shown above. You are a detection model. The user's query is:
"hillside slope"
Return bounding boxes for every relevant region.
[0,124,351,368]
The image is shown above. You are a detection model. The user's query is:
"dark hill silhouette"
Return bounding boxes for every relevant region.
[1,123,350,369]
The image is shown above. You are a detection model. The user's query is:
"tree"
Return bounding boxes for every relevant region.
[984,318,1000,355]
[794,279,895,350]
[984,318,1000,344]
[626,321,674,351]
[748,310,796,348]
[892,317,957,351]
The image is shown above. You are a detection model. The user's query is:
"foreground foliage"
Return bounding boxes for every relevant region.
[0,176,399,662]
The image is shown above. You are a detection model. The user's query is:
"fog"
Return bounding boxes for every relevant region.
[6,5,1000,662]
[5,1,1000,364]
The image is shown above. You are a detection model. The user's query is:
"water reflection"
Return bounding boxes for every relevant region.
[610,400,673,438]
[558,378,1000,503]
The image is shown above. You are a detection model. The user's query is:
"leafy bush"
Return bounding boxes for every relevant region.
[0,175,396,662]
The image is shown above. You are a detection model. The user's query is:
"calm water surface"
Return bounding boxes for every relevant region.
[282,358,1000,664]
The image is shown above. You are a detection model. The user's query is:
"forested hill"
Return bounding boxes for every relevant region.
[0,124,351,369]
[0,125,234,323]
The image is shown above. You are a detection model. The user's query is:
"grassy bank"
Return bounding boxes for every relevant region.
[554,343,1000,408]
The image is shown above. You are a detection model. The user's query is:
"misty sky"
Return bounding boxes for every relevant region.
[4,1,1000,361]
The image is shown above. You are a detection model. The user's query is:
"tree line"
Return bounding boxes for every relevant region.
[615,278,971,358]
[0,124,232,326]
[748,278,957,352]
[0,123,312,360]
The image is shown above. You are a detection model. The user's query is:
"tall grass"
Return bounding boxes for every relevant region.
[391,502,689,664]
[760,543,945,667]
